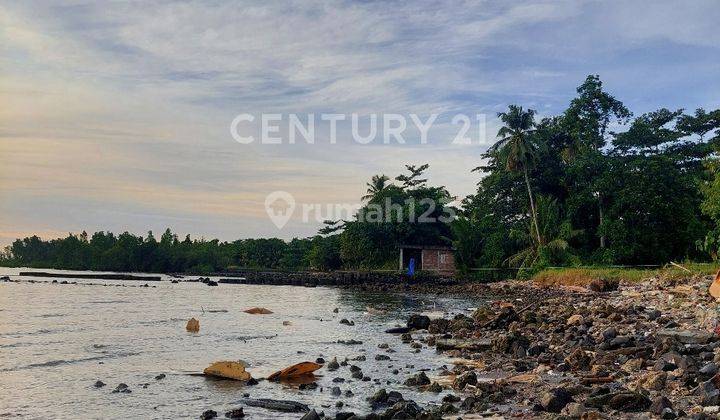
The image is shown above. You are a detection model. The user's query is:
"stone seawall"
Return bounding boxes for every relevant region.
[218,271,405,287]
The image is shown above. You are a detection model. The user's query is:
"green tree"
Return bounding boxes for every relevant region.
[491,105,542,244]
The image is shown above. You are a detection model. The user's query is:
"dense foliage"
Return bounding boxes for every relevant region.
[459,76,720,272]
[2,75,719,275]
[0,230,341,274]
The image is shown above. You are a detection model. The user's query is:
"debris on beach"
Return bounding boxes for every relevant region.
[243,307,273,314]
[267,361,322,381]
[186,317,200,332]
[203,361,252,381]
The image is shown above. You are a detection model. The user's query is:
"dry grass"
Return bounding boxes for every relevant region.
[532,263,720,288]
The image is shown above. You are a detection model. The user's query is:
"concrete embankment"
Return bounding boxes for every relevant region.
[218,271,405,287]
[18,271,162,281]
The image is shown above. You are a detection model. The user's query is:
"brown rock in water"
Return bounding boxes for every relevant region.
[186,317,200,332]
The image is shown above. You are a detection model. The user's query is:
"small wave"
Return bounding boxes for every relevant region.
[1,351,140,372]
[87,300,131,304]
[38,313,65,318]
[226,334,278,342]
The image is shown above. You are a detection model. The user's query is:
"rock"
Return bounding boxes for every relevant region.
[695,380,720,406]
[700,362,719,378]
[453,371,477,390]
[224,408,245,418]
[657,329,714,344]
[331,386,341,396]
[428,318,450,334]
[339,318,354,326]
[620,358,643,373]
[404,372,430,386]
[111,383,131,394]
[427,382,442,393]
[385,327,411,334]
[241,398,310,413]
[567,314,584,326]
[334,412,354,420]
[540,388,573,413]
[200,410,217,420]
[638,371,667,391]
[327,357,340,371]
[588,278,618,292]
[565,348,592,371]
[602,327,617,341]
[155,373,166,380]
[646,309,661,320]
[375,354,391,361]
[607,392,651,412]
[491,332,529,357]
[562,402,585,417]
[650,396,673,415]
[487,307,519,329]
[299,409,321,420]
[436,338,492,352]
[407,314,431,330]
[94,380,106,388]
[471,307,494,323]
[381,400,421,419]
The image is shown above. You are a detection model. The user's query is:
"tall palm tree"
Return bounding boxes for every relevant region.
[362,174,391,202]
[491,105,541,244]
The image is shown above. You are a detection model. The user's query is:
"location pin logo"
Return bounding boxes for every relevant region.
[265,191,295,229]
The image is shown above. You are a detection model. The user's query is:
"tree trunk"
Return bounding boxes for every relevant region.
[598,193,606,248]
[524,166,542,244]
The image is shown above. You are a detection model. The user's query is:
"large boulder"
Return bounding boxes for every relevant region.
[407,314,431,330]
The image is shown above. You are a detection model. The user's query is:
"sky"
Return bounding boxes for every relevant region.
[1,0,719,246]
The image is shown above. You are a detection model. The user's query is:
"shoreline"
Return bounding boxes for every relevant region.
[4,269,720,418]
[380,272,720,418]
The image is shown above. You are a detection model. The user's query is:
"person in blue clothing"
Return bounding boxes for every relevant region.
[408,257,415,276]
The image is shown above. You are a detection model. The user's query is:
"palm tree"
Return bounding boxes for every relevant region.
[362,174,391,201]
[491,105,541,244]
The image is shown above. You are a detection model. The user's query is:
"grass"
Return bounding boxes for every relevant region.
[532,262,720,288]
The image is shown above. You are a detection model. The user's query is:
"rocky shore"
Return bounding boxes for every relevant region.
[289,273,720,419]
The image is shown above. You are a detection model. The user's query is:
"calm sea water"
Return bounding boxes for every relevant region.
[0,268,483,419]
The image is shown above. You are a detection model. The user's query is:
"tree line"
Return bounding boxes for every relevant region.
[2,75,719,275]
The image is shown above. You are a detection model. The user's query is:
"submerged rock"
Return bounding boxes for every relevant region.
[200,410,217,419]
[224,407,244,418]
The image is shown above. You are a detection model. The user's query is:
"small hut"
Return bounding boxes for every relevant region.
[398,244,455,275]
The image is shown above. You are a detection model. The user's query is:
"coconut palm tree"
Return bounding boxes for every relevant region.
[491,105,541,244]
[362,174,391,202]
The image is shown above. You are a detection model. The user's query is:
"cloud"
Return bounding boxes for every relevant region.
[0,0,719,245]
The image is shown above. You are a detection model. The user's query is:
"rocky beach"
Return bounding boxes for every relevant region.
[307,272,720,419]
[3,269,720,419]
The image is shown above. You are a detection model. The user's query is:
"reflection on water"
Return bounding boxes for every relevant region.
[0,268,485,419]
